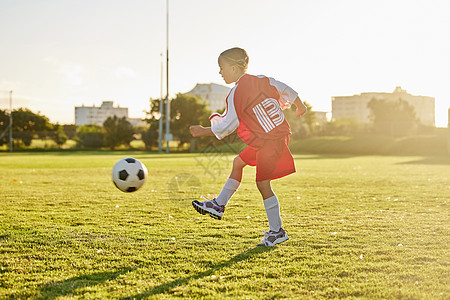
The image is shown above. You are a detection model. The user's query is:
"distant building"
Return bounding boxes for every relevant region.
[332,87,435,126]
[75,101,128,126]
[186,83,231,112]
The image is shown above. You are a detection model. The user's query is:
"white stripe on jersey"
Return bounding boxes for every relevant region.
[253,103,275,133]
[262,98,285,126]
[257,104,276,132]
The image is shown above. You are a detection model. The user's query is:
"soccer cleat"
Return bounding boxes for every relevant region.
[192,196,225,220]
[257,228,289,247]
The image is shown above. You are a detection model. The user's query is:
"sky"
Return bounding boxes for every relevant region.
[0,0,449,126]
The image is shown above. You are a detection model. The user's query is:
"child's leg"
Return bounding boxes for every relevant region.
[256,179,275,199]
[215,156,246,206]
[230,156,247,182]
[256,180,282,232]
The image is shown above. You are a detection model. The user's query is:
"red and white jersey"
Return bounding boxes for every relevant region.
[210,74,298,147]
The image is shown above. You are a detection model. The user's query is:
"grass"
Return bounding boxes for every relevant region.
[289,134,448,156]
[0,152,449,299]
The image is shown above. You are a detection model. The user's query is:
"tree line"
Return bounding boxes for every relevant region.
[0,108,135,149]
[0,94,428,150]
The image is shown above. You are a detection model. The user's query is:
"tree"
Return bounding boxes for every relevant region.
[76,125,105,148]
[0,110,9,146]
[284,101,316,139]
[144,94,211,150]
[11,108,52,146]
[368,98,419,136]
[170,93,211,149]
[141,120,159,150]
[62,124,77,139]
[103,115,134,149]
[49,124,68,147]
[143,98,164,150]
[319,119,365,137]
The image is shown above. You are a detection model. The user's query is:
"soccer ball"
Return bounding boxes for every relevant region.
[112,157,148,192]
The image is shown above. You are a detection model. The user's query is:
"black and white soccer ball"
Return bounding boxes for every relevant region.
[112,157,148,192]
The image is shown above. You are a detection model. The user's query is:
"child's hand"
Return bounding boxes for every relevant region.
[190,125,214,137]
[293,97,307,117]
[189,125,203,137]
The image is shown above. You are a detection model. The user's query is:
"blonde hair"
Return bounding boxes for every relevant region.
[219,47,249,72]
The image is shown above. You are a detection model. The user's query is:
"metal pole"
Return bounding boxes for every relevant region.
[165,0,170,153]
[9,90,12,152]
[158,53,164,152]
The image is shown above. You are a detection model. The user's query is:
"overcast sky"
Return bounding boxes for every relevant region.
[0,0,449,126]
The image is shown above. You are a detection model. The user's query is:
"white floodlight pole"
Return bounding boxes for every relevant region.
[165,0,171,153]
[158,53,164,152]
[9,90,12,152]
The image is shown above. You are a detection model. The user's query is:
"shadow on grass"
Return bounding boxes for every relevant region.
[122,246,274,299]
[37,267,134,300]
[397,156,450,165]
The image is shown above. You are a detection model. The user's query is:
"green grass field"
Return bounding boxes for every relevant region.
[0,152,449,299]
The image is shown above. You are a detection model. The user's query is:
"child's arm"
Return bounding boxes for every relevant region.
[189,125,215,137]
[293,97,307,117]
[197,86,239,140]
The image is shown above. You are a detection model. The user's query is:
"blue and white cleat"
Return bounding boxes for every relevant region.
[192,196,225,220]
[257,228,289,247]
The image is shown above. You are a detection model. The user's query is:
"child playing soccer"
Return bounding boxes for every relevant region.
[189,47,307,246]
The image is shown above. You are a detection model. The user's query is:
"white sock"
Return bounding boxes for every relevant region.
[215,178,240,206]
[263,195,282,232]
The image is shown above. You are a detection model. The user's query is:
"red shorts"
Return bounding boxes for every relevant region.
[239,136,295,181]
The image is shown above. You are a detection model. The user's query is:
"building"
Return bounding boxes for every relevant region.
[332,87,435,126]
[186,83,231,112]
[75,101,128,126]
